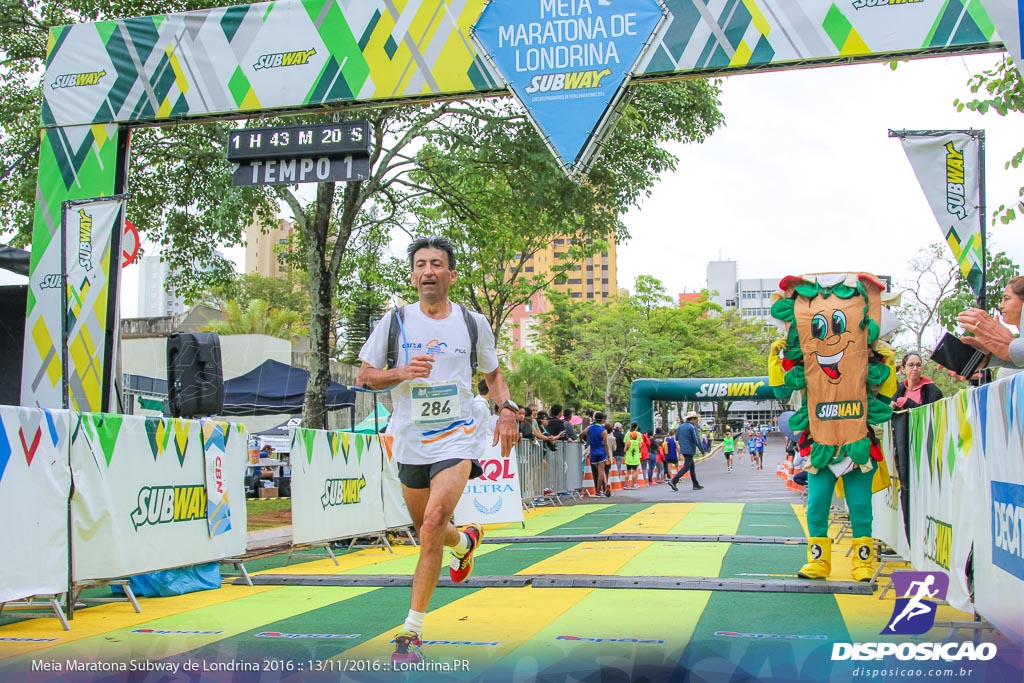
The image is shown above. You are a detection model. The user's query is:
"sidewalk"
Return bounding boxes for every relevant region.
[246,525,292,551]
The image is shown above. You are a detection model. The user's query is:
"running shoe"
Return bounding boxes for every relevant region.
[668,480,678,491]
[392,630,424,664]
[450,523,483,583]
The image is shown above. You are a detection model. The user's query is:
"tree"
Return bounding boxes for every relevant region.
[936,249,1020,332]
[537,281,772,419]
[210,271,312,320]
[203,299,306,339]
[894,243,959,355]
[409,81,724,337]
[954,56,1024,226]
[333,230,407,365]
[503,349,566,408]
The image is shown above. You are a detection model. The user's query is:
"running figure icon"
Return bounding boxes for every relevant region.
[885,574,939,633]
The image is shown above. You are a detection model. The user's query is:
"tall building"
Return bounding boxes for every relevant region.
[245,218,295,277]
[527,238,618,303]
[506,237,619,351]
[506,291,548,352]
[136,253,186,318]
[706,260,777,322]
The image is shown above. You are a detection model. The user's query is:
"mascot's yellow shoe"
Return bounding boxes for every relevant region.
[797,537,831,579]
[851,537,876,582]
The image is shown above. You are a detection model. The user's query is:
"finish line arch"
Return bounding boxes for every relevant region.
[630,376,775,434]
[25,0,1015,409]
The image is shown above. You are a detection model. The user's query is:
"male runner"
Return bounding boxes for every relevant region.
[357,236,518,664]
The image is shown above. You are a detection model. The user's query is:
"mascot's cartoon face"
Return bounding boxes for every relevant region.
[782,274,883,448]
[797,303,867,386]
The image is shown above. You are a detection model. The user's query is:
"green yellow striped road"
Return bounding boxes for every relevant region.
[0,503,983,682]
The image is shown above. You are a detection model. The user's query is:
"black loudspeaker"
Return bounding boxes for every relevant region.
[0,286,27,406]
[167,332,224,418]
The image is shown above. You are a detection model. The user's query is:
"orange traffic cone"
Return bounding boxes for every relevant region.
[636,465,647,488]
[610,460,623,492]
[582,457,596,497]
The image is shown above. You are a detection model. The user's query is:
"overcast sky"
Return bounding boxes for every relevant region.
[618,53,1024,300]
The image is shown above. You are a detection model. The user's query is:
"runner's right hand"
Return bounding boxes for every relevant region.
[402,354,435,381]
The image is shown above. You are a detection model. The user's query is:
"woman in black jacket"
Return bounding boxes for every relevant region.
[890,352,944,546]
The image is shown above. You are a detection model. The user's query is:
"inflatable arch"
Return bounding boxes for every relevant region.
[630,377,774,433]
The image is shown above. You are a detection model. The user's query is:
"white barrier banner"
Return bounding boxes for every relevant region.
[380,435,413,530]
[970,373,1024,644]
[291,429,385,545]
[454,443,524,526]
[71,414,247,581]
[872,425,910,559]
[0,407,72,603]
[908,392,977,612]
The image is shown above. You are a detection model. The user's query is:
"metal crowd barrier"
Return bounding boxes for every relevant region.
[515,440,586,507]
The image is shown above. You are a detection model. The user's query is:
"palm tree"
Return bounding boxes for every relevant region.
[203,299,308,339]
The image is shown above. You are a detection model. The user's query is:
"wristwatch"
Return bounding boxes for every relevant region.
[500,399,519,414]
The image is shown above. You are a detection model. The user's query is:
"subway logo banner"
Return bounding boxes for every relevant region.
[0,406,72,604]
[70,414,247,581]
[898,132,985,297]
[290,429,386,545]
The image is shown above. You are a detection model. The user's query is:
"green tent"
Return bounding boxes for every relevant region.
[349,403,391,433]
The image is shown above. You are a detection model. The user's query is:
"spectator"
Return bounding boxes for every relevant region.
[668,412,707,492]
[890,352,943,545]
[955,276,1023,371]
[519,407,536,442]
[663,431,679,480]
[612,421,626,470]
[474,379,497,435]
[602,416,616,483]
[562,408,578,441]
[792,449,808,488]
[585,411,611,497]
[646,430,662,486]
[546,404,568,441]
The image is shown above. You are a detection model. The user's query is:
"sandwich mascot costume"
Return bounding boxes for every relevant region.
[769,273,896,581]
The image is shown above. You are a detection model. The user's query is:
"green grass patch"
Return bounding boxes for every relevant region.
[246,497,292,531]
